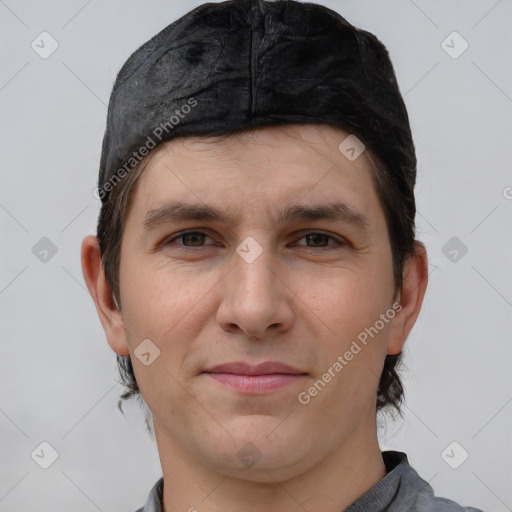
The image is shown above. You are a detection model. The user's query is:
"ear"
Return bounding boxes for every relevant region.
[81,235,130,356]
[387,241,428,355]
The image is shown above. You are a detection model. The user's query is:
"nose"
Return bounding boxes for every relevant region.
[216,241,295,339]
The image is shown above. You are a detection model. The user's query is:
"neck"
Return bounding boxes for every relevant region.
[155,418,386,512]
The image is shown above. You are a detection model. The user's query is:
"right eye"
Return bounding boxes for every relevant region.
[163,230,215,248]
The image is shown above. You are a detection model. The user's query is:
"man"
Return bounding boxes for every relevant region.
[81,0,484,510]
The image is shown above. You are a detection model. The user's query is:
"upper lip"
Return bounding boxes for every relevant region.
[204,361,306,375]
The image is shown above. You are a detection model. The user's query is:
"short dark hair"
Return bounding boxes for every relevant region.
[96,0,418,418]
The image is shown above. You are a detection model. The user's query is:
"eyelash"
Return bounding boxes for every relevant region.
[162,230,346,251]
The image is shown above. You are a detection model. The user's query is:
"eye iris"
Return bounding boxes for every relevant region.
[306,233,329,247]
[183,232,204,246]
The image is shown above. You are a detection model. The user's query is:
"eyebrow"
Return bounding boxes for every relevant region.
[142,200,369,231]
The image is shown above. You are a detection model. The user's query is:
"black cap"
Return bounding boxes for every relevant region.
[97,0,415,203]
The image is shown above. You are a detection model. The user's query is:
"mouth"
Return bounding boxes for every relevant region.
[202,361,308,394]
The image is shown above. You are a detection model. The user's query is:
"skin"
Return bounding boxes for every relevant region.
[82,124,428,512]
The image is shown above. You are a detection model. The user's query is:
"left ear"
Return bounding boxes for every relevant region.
[387,241,428,355]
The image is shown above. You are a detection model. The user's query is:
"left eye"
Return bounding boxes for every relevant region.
[295,233,342,248]
[165,231,343,249]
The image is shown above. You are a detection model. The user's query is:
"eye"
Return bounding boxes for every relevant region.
[162,230,345,250]
[165,231,213,248]
[294,232,345,249]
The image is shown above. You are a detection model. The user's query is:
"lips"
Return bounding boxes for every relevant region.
[203,361,305,375]
[203,361,307,393]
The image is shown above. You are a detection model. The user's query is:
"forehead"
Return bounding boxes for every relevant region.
[132,124,378,207]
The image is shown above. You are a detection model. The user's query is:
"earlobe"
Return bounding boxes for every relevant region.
[387,242,428,355]
[81,235,130,356]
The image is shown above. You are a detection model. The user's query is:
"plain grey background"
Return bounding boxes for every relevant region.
[1,0,511,511]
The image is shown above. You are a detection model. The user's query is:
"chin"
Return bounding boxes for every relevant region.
[194,416,314,479]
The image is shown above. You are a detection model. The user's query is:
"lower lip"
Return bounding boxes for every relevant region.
[205,373,306,393]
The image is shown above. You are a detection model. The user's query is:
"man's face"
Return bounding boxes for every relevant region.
[117,124,398,480]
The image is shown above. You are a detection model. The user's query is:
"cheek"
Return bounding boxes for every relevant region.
[300,262,393,340]
[121,261,209,342]
[294,255,394,401]
[118,262,212,413]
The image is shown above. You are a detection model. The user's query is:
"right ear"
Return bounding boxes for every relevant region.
[81,235,130,356]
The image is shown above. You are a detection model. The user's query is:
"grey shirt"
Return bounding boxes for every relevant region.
[135,451,484,512]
